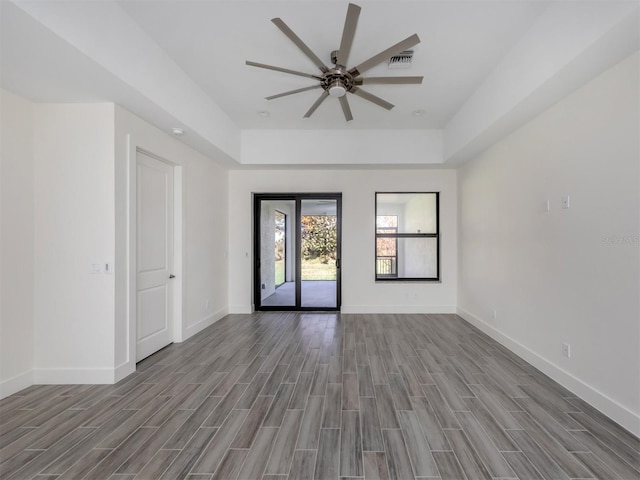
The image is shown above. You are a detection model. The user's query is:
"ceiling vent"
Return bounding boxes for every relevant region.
[387,50,414,69]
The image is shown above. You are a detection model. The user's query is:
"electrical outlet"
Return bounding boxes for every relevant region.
[562,343,571,358]
[261,283,266,290]
[205,299,210,310]
[562,195,570,209]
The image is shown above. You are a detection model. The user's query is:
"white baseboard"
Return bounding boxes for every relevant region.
[341,305,457,314]
[229,305,253,314]
[229,305,456,314]
[0,370,34,399]
[33,367,116,385]
[183,307,228,341]
[114,360,136,383]
[457,306,640,437]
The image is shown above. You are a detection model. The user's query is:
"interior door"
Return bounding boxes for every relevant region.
[136,151,174,361]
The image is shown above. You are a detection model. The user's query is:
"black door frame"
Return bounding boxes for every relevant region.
[253,193,342,311]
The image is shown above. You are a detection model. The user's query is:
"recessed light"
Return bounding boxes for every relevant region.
[171,127,185,136]
[412,109,425,117]
[258,110,270,117]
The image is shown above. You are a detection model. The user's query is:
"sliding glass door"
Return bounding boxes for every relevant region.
[254,194,341,311]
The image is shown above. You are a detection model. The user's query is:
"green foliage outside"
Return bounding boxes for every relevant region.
[301,215,336,260]
[274,215,337,284]
[274,210,286,286]
[302,257,336,280]
[276,253,336,285]
[275,258,336,282]
[301,215,337,281]
[275,260,285,285]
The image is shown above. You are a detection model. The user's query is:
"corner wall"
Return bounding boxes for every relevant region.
[1,94,231,394]
[457,52,640,435]
[114,107,229,378]
[0,90,35,396]
[228,169,457,313]
[33,103,116,383]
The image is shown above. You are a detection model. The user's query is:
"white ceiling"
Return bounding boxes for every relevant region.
[116,0,546,129]
[2,0,638,166]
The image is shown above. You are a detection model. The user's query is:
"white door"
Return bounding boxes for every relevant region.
[136,152,174,361]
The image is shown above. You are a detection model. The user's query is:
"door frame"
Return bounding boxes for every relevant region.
[127,144,184,367]
[253,192,342,311]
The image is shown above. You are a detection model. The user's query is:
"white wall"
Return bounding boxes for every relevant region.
[0,90,35,396]
[1,94,230,393]
[241,130,443,166]
[32,103,116,383]
[229,169,457,313]
[458,52,640,435]
[115,107,229,379]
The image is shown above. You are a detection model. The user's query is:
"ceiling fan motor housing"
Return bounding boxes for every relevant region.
[321,67,354,97]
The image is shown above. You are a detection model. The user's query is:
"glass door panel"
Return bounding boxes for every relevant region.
[300,199,338,308]
[259,199,296,307]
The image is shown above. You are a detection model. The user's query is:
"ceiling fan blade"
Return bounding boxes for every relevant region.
[350,87,394,110]
[271,18,329,73]
[265,85,322,100]
[246,61,322,80]
[336,3,361,67]
[348,33,420,77]
[303,91,329,118]
[355,76,423,85]
[339,95,354,121]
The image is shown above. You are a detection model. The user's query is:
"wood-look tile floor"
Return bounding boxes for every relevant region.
[1,313,639,480]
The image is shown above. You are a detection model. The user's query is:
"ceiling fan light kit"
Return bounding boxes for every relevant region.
[246,3,423,122]
[328,81,347,98]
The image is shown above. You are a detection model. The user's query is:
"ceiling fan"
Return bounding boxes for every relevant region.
[246,3,423,121]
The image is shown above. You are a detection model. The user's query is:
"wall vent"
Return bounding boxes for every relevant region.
[388,50,414,69]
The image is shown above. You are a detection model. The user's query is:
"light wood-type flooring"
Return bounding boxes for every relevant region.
[1,312,639,479]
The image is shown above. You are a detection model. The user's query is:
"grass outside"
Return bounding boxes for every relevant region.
[302,257,336,280]
[275,260,285,285]
[274,257,337,283]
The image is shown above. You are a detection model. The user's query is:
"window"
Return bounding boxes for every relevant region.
[375,192,439,281]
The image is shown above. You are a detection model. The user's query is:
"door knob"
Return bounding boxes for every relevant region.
[169,274,175,279]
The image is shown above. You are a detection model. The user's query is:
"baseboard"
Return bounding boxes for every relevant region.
[341,305,457,314]
[229,305,253,314]
[228,305,457,314]
[0,370,34,399]
[183,307,228,341]
[114,360,136,383]
[457,306,640,437]
[33,367,116,385]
